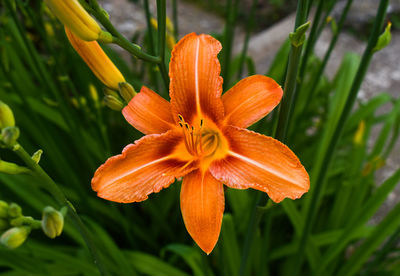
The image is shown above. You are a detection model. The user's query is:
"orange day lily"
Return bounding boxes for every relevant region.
[92,33,310,254]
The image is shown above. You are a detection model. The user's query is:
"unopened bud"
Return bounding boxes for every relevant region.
[103,95,124,111]
[103,87,120,98]
[41,206,64,239]
[373,22,392,53]
[8,203,22,218]
[0,226,30,249]
[118,82,137,103]
[89,84,99,102]
[31,149,43,164]
[0,101,15,129]
[353,120,365,146]
[1,126,20,146]
[0,160,31,175]
[289,21,311,47]
[0,201,8,218]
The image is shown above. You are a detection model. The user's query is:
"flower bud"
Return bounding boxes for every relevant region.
[0,226,30,249]
[65,27,125,90]
[89,84,99,103]
[0,101,15,129]
[1,126,20,147]
[41,206,64,239]
[44,0,108,42]
[0,160,31,175]
[8,203,22,218]
[103,95,124,111]
[118,82,137,103]
[0,201,8,218]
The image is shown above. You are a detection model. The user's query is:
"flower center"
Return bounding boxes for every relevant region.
[178,115,223,158]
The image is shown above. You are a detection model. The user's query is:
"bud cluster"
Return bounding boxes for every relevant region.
[0,201,66,249]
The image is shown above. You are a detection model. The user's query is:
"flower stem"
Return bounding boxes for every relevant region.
[12,144,109,276]
[291,1,389,274]
[274,0,311,143]
[156,0,170,90]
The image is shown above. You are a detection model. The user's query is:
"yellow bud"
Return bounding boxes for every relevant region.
[44,22,55,37]
[0,101,15,129]
[41,206,64,239]
[150,18,158,30]
[166,34,176,50]
[44,0,102,41]
[89,84,99,102]
[118,82,137,103]
[0,201,8,218]
[353,120,365,145]
[65,27,125,90]
[0,226,30,249]
[166,17,174,33]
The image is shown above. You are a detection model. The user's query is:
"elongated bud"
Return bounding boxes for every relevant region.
[353,120,366,146]
[8,203,22,218]
[0,160,31,175]
[0,226,30,249]
[41,206,64,239]
[89,84,99,102]
[103,87,120,99]
[65,27,125,90]
[0,201,8,218]
[103,95,124,111]
[373,22,392,53]
[289,21,311,47]
[0,101,15,129]
[32,149,43,164]
[1,126,20,147]
[44,0,110,42]
[118,82,137,103]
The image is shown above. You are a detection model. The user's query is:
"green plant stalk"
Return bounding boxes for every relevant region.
[291,1,389,274]
[172,0,179,40]
[156,0,170,90]
[297,0,353,121]
[12,143,109,276]
[237,0,257,79]
[274,0,310,142]
[221,0,240,89]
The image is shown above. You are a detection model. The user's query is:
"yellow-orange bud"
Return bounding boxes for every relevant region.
[65,27,125,90]
[44,0,108,41]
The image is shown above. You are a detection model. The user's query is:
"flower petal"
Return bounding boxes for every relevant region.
[222,75,283,128]
[180,169,224,254]
[92,131,197,203]
[209,126,309,203]
[122,86,176,134]
[170,33,224,124]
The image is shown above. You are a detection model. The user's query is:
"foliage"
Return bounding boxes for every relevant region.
[0,0,398,275]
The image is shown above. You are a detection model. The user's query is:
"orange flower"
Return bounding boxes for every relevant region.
[92,33,309,254]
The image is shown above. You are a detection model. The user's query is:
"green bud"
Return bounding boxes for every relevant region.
[0,160,31,175]
[0,218,8,231]
[31,149,43,164]
[118,82,137,103]
[103,87,120,98]
[289,21,311,47]
[0,226,30,249]
[373,22,392,53]
[41,206,64,239]
[103,95,124,111]
[1,126,20,146]
[0,201,8,218]
[8,203,22,218]
[0,101,15,129]
[98,31,113,44]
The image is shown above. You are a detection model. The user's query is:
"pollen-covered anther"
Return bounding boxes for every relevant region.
[178,115,204,156]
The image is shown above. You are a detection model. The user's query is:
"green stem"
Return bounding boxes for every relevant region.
[13,144,110,276]
[172,0,179,40]
[156,0,170,90]
[274,0,310,142]
[237,0,257,79]
[291,1,389,274]
[222,0,240,89]
[298,0,353,119]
